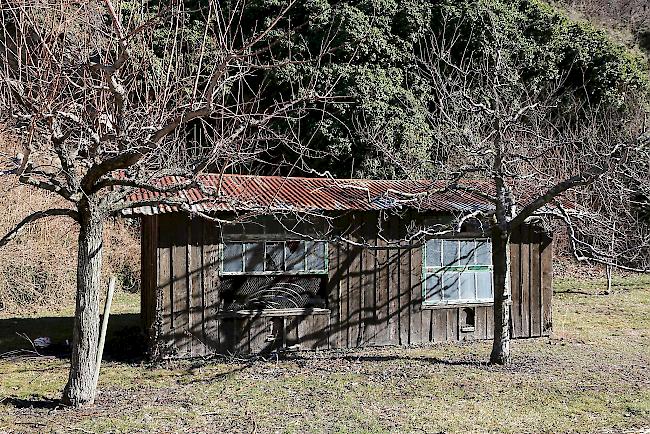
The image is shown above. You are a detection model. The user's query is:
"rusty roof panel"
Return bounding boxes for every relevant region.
[121,174,496,216]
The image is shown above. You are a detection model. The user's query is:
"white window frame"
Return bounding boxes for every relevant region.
[422,238,494,306]
[220,239,328,276]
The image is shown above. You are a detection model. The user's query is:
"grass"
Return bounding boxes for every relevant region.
[1,275,649,433]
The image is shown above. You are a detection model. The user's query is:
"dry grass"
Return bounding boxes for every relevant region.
[0,135,140,314]
[0,274,648,433]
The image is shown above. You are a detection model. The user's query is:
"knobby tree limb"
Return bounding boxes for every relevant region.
[0,208,79,248]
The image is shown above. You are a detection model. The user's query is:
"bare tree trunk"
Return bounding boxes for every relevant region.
[605,265,613,294]
[62,207,104,407]
[490,228,511,365]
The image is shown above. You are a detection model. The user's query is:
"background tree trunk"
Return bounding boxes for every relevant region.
[62,208,104,407]
[490,228,512,364]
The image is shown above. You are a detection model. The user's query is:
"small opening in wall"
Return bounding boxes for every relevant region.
[461,307,475,332]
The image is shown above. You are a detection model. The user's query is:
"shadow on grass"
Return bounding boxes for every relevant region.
[2,396,62,410]
[0,313,144,361]
[336,354,487,366]
[554,289,598,296]
[181,353,485,385]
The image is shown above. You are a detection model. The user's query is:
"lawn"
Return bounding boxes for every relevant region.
[0,275,649,433]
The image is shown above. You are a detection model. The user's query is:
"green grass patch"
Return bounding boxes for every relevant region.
[1,276,649,433]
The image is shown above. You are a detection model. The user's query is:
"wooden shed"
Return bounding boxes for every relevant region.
[129,175,553,359]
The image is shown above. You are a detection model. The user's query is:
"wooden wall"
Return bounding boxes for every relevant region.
[140,212,553,358]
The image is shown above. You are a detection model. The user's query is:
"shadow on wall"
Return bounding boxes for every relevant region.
[0,313,143,361]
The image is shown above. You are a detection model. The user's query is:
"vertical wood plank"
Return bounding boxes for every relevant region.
[409,214,424,345]
[348,217,362,347]
[297,315,313,350]
[339,240,350,348]
[235,318,250,355]
[171,216,190,357]
[375,212,390,345]
[141,216,159,335]
[327,240,340,349]
[361,212,377,345]
[157,216,174,350]
[486,305,494,340]
[316,314,330,350]
[249,317,269,354]
[541,233,553,335]
[474,306,488,340]
[140,217,149,331]
[202,221,220,354]
[510,226,522,338]
[530,229,542,337]
[432,309,446,342]
[398,213,411,345]
[446,308,458,341]
[150,216,159,333]
[189,218,205,357]
[421,309,432,343]
[521,225,531,338]
[387,214,400,343]
[298,315,328,350]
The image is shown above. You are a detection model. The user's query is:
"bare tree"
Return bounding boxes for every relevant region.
[381,17,650,364]
[0,0,330,407]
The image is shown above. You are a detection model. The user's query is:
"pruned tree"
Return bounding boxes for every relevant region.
[372,15,650,364]
[0,0,331,407]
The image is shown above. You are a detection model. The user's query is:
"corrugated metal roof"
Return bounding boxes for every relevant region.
[121,174,495,216]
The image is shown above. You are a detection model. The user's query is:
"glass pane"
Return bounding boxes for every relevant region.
[443,240,459,267]
[442,272,460,300]
[265,242,285,271]
[425,239,442,268]
[476,240,492,265]
[222,243,243,272]
[285,240,305,271]
[425,272,442,303]
[244,242,264,272]
[476,272,493,299]
[306,241,326,271]
[459,272,476,300]
[459,240,475,267]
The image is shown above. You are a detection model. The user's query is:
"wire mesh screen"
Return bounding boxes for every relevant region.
[220,276,326,310]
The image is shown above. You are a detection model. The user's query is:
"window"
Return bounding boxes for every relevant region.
[219,216,329,313]
[221,215,328,276]
[423,238,493,305]
[221,240,328,275]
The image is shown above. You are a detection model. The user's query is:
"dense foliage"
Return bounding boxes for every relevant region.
[220,0,648,178]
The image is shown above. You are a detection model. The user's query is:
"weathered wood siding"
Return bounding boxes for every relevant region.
[143,212,552,358]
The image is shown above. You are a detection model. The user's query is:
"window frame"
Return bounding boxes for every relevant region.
[220,239,329,276]
[422,237,494,307]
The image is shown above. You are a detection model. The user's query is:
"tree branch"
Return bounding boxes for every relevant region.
[0,209,79,248]
[510,168,605,228]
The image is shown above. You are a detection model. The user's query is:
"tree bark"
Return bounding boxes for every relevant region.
[490,228,511,365]
[62,207,104,407]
